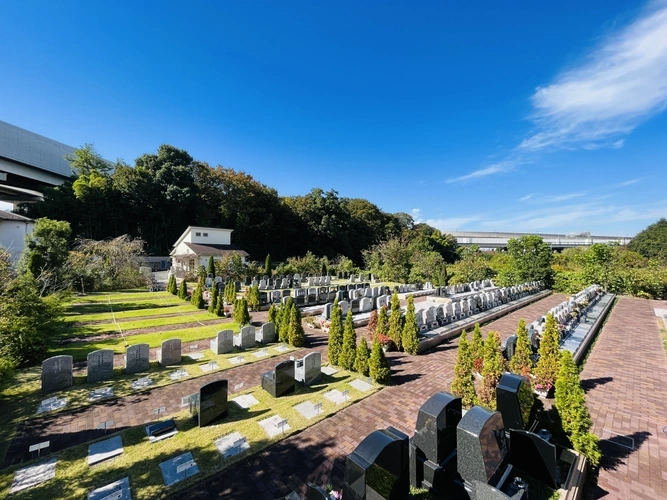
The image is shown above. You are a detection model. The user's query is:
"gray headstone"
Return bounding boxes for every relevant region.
[210,330,234,354]
[234,326,255,349]
[125,344,149,374]
[256,322,276,343]
[87,349,115,383]
[41,355,73,392]
[360,297,373,313]
[295,352,321,386]
[157,338,182,366]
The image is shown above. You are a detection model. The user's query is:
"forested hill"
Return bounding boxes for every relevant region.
[20,144,457,264]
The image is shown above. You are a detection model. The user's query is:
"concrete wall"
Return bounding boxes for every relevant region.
[0,218,34,262]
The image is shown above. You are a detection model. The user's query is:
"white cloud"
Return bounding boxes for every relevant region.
[517,194,534,202]
[613,176,648,187]
[445,160,521,184]
[521,1,667,150]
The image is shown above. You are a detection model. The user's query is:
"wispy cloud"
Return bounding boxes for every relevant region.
[521,1,667,151]
[445,159,521,184]
[517,194,534,202]
[424,216,484,231]
[516,192,587,204]
[613,176,649,187]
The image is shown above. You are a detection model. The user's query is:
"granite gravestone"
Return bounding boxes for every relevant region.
[157,338,182,366]
[503,335,517,361]
[210,330,234,355]
[343,426,410,500]
[409,392,462,494]
[509,429,559,489]
[87,349,115,383]
[261,360,295,398]
[295,352,321,386]
[496,373,531,432]
[360,297,373,313]
[256,322,276,343]
[41,355,73,392]
[196,379,228,427]
[456,406,508,487]
[125,344,149,374]
[234,326,255,349]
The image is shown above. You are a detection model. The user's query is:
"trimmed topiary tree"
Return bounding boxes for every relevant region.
[215,294,224,316]
[233,297,251,326]
[167,275,177,294]
[555,350,600,466]
[208,285,219,314]
[340,310,357,370]
[401,295,420,355]
[287,303,305,347]
[470,323,484,374]
[376,305,388,338]
[535,313,560,393]
[264,254,272,276]
[268,303,277,325]
[178,279,188,300]
[191,281,205,309]
[479,331,505,410]
[369,338,391,384]
[246,285,261,312]
[207,255,216,277]
[328,298,344,366]
[388,291,403,350]
[510,318,533,377]
[321,261,328,276]
[354,338,370,376]
[224,281,236,305]
[451,332,477,409]
[367,309,378,337]
[277,297,294,342]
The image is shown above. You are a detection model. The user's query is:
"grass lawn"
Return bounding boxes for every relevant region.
[66,290,174,304]
[63,303,202,324]
[60,311,224,338]
[49,322,243,361]
[0,369,379,500]
[64,298,185,317]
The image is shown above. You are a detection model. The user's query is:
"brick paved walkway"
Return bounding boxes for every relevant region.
[580,297,667,500]
[169,294,565,499]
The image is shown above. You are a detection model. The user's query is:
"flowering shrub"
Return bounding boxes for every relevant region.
[472,357,484,374]
[376,334,396,351]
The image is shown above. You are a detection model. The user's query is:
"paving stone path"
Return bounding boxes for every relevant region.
[580,297,667,500]
[169,293,566,499]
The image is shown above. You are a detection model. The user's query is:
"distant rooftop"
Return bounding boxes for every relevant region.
[0,120,75,177]
[0,209,33,222]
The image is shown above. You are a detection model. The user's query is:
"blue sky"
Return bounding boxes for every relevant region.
[1,0,666,237]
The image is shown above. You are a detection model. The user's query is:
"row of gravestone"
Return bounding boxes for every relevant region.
[436,279,495,297]
[339,373,567,500]
[40,322,277,393]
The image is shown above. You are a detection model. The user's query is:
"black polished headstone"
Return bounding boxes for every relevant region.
[413,392,462,464]
[343,426,409,500]
[261,360,295,398]
[198,379,228,427]
[307,483,330,500]
[504,335,517,361]
[496,373,531,432]
[509,429,559,490]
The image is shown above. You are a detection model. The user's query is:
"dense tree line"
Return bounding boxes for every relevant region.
[21,144,423,263]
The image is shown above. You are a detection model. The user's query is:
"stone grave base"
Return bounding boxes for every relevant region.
[259,415,292,438]
[199,362,218,373]
[87,476,131,500]
[349,379,373,392]
[229,356,245,365]
[214,432,250,458]
[232,394,260,409]
[88,436,123,466]
[293,401,320,420]
[324,389,346,405]
[321,366,338,376]
[186,353,204,360]
[159,451,199,487]
[10,457,57,493]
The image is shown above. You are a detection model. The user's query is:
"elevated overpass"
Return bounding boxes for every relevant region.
[448,230,631,249]
[0,120,75,203]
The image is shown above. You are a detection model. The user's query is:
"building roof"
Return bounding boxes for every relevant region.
[0,209,33,222]
[171,225,234,251]
[173,242,249,258]
[0,120,75,177]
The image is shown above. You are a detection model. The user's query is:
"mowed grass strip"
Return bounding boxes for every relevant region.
[0,370,379,500]
[61,311,224,338]
[65,298,186,317]
[66,290,171,304]
[50,322,242,361]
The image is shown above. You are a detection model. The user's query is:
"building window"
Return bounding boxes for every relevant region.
[195,232,201,237]
[203,232,208,237]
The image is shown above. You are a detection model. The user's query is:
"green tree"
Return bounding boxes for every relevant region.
[401,295,420,355]
[224,281,236,304]
[534,314,560,391]
[479,331,505,410]
[264,254,272,276]
[449,245,492,284]
[584,243,614,290]
[191,280,205,309]
[627,218,667,263]
[22,218,72,294]
[367,309,378,337]
[451,332,477,409]
[388,291,403,350]
[369,338,391,384]
[208,285,219,314]
[215,294,224,316]
[167,275,177,295]
[178,279,188,300]
[509,319,533,377]
[354,338,371,376]
[207,256,216,277]
[246,285,260,312]
[233,297,251,326]
[268,303,278,325]
[507,235,554,287]
[287,303,305,347]
[470,324,485,374]
[321,260,328,276]
[555,350,601,466]
[376,305,388,338]
[327,299,344,366]
[340,311,357,370]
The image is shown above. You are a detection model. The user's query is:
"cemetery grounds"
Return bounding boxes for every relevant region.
[0,289,381,499]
